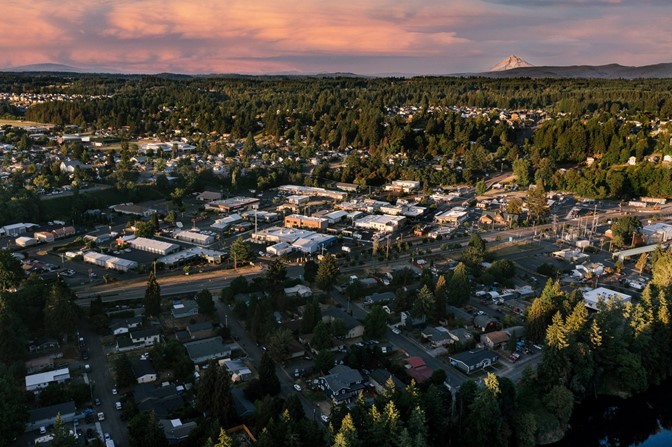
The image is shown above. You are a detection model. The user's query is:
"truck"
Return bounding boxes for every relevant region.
[106,440,115,447]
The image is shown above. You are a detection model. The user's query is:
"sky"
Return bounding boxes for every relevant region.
[2,0,671,75]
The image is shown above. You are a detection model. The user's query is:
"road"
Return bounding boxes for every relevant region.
[79,321,128,447]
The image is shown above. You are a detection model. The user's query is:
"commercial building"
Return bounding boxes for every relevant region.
[286,195,310,205]
[642,222,672,244]
[435,207,469,225]
[277,185,346,201]
[384,180,421,193]
[204,197,260,212]
[111,203,157,217]
[242,210,280,223]
[2,222,38,237]
[158,247,224,267]
[266,242,294,256]
[16,236,37,247]
[354,215,406,233]
[582,287,632,311]
[173,230,215,245]
[291,233,337,254]
[211,214,243,230]
[129,237,180,255]
[83,251,138,272]
[252,226,314,244]
[284,214,328,231]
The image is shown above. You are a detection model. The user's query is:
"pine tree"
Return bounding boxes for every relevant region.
[316,254,340,292]
[0,369,27,447]
[144,271,161,317]
[52,414,77,447]
[434,275,447,321]
[447,263,470,307]
[44,283,78,343]
[258,352,280,396]
[196,289,215,315]
[333,413,359,447]
[213,428,233,447]
[546,312,569,350]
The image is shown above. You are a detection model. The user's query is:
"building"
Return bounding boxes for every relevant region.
[384,180,421,193]
[171,300,199,319]
[252,226,314,244]
[277,185,346,201]
[286,194,310,205]
[129,237,180,255]
[187,322,214,340]
[132,358,158,383]
[420,327,454,348]
[368,369,405,394]
[211,214,243,230]
[642,222,672,244]
[25,368,71,392]
[323,210,348,224]
[317,365,366,404]
[130,327,161,346]
[134,383,184,417]
[83,251,138,272]
[196,191,223,202]
[241,210,280,223]
[223,359,253,382]
[266,241,293,256]
[173,230,215,245]
[449,349,499,374]
[473,315,499,332]
[405,357,433,384]
[16,236,37,247]
[159,247,224,268]
[480,331,510,350]
[160,419,197,444]
[111,203,157,217]
[354,215,406,233]
[284,284,313,298]
[364,292,395,305]
[184,337,232,365]
[2,222,38,236]
[435,207,469,226]
[291,233,337,254]
[582,287,632,311]
[205,197,260,212]
[322,308,364,339]
[284,214,328,231]
[26,401,77,432]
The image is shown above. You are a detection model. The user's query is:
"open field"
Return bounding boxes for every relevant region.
[0,118,53,127]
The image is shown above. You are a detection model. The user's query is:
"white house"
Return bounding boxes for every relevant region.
[25,368,70,392]
[582,287,632,311]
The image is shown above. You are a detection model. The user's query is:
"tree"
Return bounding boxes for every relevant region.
[196,288,215,315]
[526,182,549,222]
[610,216,642,249]
[144,271,161,318]
[364,305,388,339]
[311,321,333,350]
[303,260,319,283]
[635,252,649,273]
[506,197,523,216]
[412,285,435,320]
[513,158,531,186]
[230,237,252,268]
[114,354,136,388]
[0,369,27,447]
[128,411,167,447]
[52,414,77,447]
[0,298,27,365]
[316,254,340,292]
[434,274,448,321]
[258,352,281,396]
[301,298,322,334]
[447,263,470,307]
[316,349,335,373]
[333,413,359,447]
[213,428,233,447]
[0,249,23,291]
[242,132,258,156]
[475,179,487,195]
[44,283,78,342]
[265,259,287,290]
[267,328,294,363]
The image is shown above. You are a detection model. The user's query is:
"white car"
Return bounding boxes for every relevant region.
[112,388,118,395]
[321,414,330,423]
[391,327,401,335]
[115,402,122,410]
[293,384,302,392]
[104,433,110,440]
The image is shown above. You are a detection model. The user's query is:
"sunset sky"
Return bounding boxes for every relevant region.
[2,0,671,75]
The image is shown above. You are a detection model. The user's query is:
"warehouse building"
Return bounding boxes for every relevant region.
[435,207,469,226]
[205,197,260,212]
[284,214,328,231]
[354,215,406,233]
[173,230,215,245]
[25,368,70,392]
[252,227,314,244]
[83,251,138,271]
[129,237,180,255]
[291,233,337,254]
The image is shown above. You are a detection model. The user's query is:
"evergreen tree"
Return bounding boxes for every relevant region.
[258,352,281,396]
[447,263,470,307]
[213,428,233,447]
[0,369,28,447]
[114,353,136,388]
[434,274,447,321]
[144,272,161,318]
[364,305,388,339]
[230,237,253,267]
[333,413,359,447]
[526,182,549,222]
[0,298,27,365]
[52,414,77,447]
[316,254,340,292]
[44,283,78,342]
[196,288,215,315]
[303,260,319,283]
[412,285,435,320]
[0,249,23,291]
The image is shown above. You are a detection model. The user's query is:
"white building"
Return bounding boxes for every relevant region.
[291,233,337,254]
[266,242,294,256]
[173,230,215,245]
[129,237,180,255]
[384,180,421,193]
[211,214,243,230]
[354,215,406,233]
[25,368,70,392]
[252,226,314,244]
[642,222,672,244]
[435,207,469,225]
[582,287,632,311]
[83,251,138,272]
[2,222,38,236]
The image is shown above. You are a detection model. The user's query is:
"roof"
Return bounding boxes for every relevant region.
[25,368,69,388]
[582,287,632,310]
[474,314,498,328]
[131,359,157,379]
[369,369,405,389]
[130,326,160,339]
[406,356,426,368]
[187,321,213,333]
[183,336,230,363]
[322,307,362,331]
[29,401,76,423]
[450,349,499,367]
[129,237,180,253]
[482,331,509,344]
[160,419,197,441]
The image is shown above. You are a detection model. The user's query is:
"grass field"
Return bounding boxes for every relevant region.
[489,243,537,257]
[0,118,52,127]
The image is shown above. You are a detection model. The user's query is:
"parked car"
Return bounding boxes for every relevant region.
[293,384,302,392]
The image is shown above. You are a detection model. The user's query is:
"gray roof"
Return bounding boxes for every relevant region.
[326,365,363,389]
[322,307,362,331]
[29,401,76,423]
[369,369,405,389]
[131,358,157,379]
[231,387,255,418]
[130,326,160,339]
[450,349,499,367]
[183,336,230,364]
[134,384,184,417]
[187,321,213,333]
[366,291,395,303]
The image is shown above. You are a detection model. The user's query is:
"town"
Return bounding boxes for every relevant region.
[2,74,672,447]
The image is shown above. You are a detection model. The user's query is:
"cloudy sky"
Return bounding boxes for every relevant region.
[2,0,671,74]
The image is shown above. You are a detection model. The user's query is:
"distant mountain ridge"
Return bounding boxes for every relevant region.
[481,62,672,79]
[0,63,120,74]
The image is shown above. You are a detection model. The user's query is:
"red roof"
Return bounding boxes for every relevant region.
[407,356,426,368]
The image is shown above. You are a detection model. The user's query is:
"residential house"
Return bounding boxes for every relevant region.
[447,328,473,345]
[231,387,255,419]
[284,285,313,298]
[25,368,70,392]
[223,359,253,382]
[134,383,184,417]
[368,369,405,395]
[110,321,130,335]
[130,327,161,346]
[187,321,214,340]
[405,357,433,384]
[480,331,510,350]
[322,308,364,340]
[171,300,200,319]
[401,311,426,328]
[449,349,499,374]
[365,291,395,305]
[132,358,158,383]
[317,365,366,404]
[473,315,498,333]
[160,419,197,445]
[184,336,232,365]
[26,401,77,432]
[420,327,454,348]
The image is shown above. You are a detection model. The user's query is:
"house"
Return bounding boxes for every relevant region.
[449,349,499,374]
[284,285,313,298]
[160,419,197,444]
[231,387,256,419]
[421,327,454,348]
[223,359,253,382]
[134,383,184,417]
[171,300,200,319]
[322,308,364,339]
[132,358,158,383]
[25,368,70,392]
[369,369,405,394]
[480,210,519,226]
[582,287,632,311]
[26,401,77,432]
[130,327,161,346]
[473,315,498,333]
[447,328,473,344]
[197,191,223,202]
[365,291,395,305]
[116,334,142,352]
[317,365,366,404]
[110,321,130,335]
[183,336,232,365]
[60,160,91,173]
[28,338,60,353]
[435,207,468,226]
[187,321,214,339]
[384,180,421,193]
[401,311,426,328]
[405,357,433,384]
[480,331,510,350]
